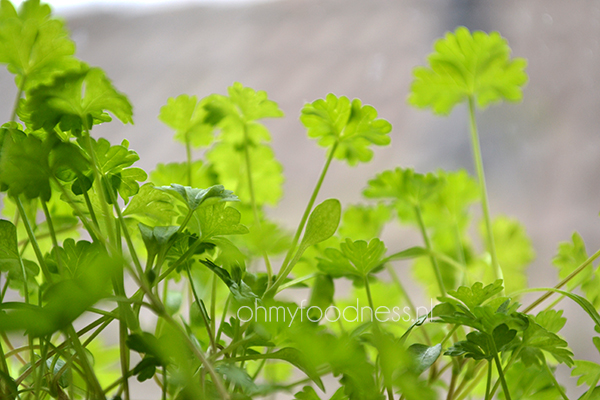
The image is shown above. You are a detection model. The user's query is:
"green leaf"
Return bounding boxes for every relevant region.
[157,183,239,212]
[573,360,600,387]
[534,309,567,334]
[294,386,321,400]
[254,347,324,391]
[300,198,342,249]
[216,363,257,394]
[123,183,178,225]
[339,238,387,276]
[45,238,106,278]
[0,128,52,200]
[199,259,258,304]
[309,274,335,319]
[338,204,391,241]
[520,316,574,367]
[0,219,38,284]
[225,81,284,122]
[552,232,600,307]
[300,94,392,165]
[189,202,249,240]
[408,343,442,375]
[22,64,133,133]
[159,94,214,148]
[409,26,528,115]
[0,249,119,336]
[207,142,284,206]
[447,280,504,310]
[363,168,442,223]
[149,159,216,188]
[0,0,80,90]
[488,216,535,295]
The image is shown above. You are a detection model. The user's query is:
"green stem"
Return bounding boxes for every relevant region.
[468,96,502,290]
[186,136,193,187]
[186,267,217,352]
[543,362,569,400]
[41,201,64,275]
[82,132,117,247]
[580,374,600,400]
[15,197,52,282]
[484,361,493,400]
[493,353,511,400]
[267,141,339,296]
[414,204,445,296]
[66,324,106,399]
[242,124,274,288]
[523,246,600,313]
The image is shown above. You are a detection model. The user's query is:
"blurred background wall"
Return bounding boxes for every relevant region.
[2,0,600,397]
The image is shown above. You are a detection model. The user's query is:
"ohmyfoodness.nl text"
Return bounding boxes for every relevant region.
[237,299,435,327]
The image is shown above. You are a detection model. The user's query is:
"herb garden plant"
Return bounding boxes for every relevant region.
[1,1,600,399]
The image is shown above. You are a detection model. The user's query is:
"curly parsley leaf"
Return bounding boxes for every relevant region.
[300,94,391,165]
[519,316,574,367]
[157,183,238,212]
[188,202,249,240]
[149,159,216,188]
[159,94,214,148]
[409,26,528,115]
[123,183,177,225]
[363,168,442,223]
[0,0,79,90]
[207,142,283,206]
[22,64,133,134]
[338,204,391,241]
[446,280,504,310]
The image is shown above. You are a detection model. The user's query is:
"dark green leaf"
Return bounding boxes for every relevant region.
[158,183,238,212]
[408,343,442,374]
[23,64,133,133]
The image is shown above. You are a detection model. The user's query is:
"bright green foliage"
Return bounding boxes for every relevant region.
[189,202,249,240]
[338,203,391,241]
[157,183,238,212]
[208,142,283,206]
[0,128,53,200]
[300,198,342,249]
[409,26,528,114]
[480,216,534,295]
[0,6,595,400]
[553,232,600,307]
[0,219,38,288]
[364,167,442,223]
[300,94,392,165]
[0,0,79,90]
[150,159,216,188]
[159,94,214,147]
[22,64,133,133]
[123,183,177,225]
[573,360,600,387]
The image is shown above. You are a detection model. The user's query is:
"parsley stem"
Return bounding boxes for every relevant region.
[468,96,502,290]
[414,204,446,296]
[41,201,64,275]
[268,141,339,296]
[15,197,52,283]
[484,361,492,400]
[242,124,274,288]
[523,246,600,313]
[543,362,569,400]
[186,267,217,353]
[493,352,511,400]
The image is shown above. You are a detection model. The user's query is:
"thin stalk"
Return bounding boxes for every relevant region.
[215,294,231,344]
[468,96,502,289]
[41,201,64,275]
[267,141,339,296]
[66,324,106,399]
[484,361,493,400]
[186,136,193,187]
[242,124,274,288]
[186,267,217,352]
[580,374,600,400]
[15,197,52,282]
[446,362,459,400]
[493,353,511,400]
[543,362,569,400]
[414,204,446,296]
[210,274,217,351]
[523,246,600,313]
